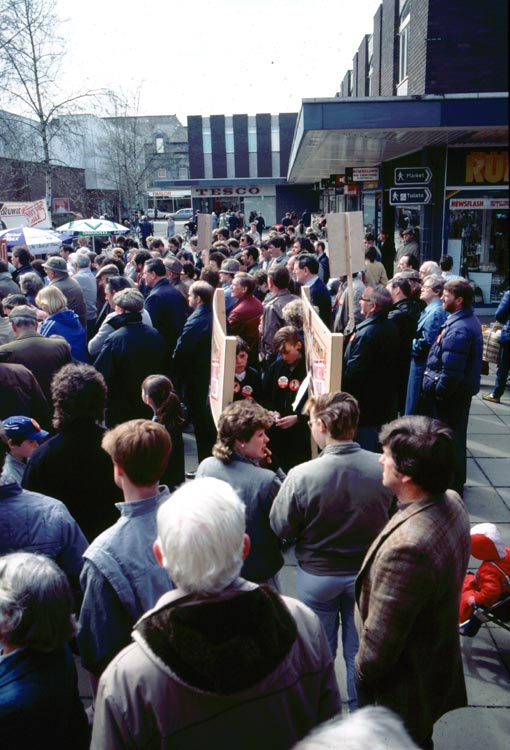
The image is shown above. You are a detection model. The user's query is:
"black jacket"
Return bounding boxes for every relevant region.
[144,278,187,355]
[343,311,400,426]
[94,312,169,427]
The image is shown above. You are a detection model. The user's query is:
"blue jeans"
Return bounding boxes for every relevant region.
[405,358,426,415]
[297,568,359,710]
[494,340,510,398]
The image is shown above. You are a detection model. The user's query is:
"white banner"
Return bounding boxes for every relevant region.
[0,199,51,228]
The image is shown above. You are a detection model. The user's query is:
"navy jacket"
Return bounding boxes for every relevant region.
[496,289,510,343]
[172,303,212,400]
[423,306,483,400]
[144,278,187,354]
[309,277,332,328]
[0,647,89,750]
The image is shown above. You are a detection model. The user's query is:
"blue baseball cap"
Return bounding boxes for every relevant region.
[2,416,49,441]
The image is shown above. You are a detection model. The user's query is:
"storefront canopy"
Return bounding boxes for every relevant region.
[287,93,509,183]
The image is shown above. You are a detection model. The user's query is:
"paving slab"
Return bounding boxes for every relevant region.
[496,488,510,512]
[460,627,510,704]
[475,458,510,487]
[466,457,492,486]
[469,400,501,415]
[463,487,510,523]
[468,414,510,434]
[434,707,510,750]
[467,434,510,458]
[488,623,510,675]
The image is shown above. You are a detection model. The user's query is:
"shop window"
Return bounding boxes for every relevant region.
[447,201,509,302]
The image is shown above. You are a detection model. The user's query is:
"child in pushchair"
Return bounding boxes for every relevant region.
[459,522,510,636]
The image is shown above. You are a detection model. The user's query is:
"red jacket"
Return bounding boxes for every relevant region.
[228,294,263,352]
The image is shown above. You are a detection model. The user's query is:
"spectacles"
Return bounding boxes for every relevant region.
[360,297,373,302]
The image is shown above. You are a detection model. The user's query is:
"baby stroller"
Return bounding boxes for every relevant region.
[459,594,510,637]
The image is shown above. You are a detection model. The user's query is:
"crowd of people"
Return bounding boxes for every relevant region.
[0,212,508,749]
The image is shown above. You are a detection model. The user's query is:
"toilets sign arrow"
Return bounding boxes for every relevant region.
[389,187,432,205]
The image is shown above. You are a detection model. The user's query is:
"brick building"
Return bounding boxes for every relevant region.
[289,0,509,303]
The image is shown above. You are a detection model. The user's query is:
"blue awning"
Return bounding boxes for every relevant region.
[287,93,509,183]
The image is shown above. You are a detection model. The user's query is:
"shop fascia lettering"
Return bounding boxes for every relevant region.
[466,151,509,184]
[193,187,261,196]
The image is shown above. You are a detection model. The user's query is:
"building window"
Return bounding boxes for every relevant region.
[225,127,234,154]
[367,33,374,96]
[157,167,166,179]
[178,166,188,179]
[398,14,410,84]
[248,126,257,153]
[203,127,212,155]
[155,137,164,154]
[271,125,280,153]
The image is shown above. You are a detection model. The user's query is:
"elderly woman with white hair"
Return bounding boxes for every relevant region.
[0,552,89,749]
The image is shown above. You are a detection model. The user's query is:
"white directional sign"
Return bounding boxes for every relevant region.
[390,187,432,206]
[394,167,432,185]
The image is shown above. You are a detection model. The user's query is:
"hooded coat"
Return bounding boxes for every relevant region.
[91,580,340,750]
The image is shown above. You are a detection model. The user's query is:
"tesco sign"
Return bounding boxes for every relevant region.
[192,187,261,196]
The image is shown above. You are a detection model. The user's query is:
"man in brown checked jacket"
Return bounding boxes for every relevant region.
[355,415,471,750]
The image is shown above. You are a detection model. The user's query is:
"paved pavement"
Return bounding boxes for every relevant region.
[78,360,510,747]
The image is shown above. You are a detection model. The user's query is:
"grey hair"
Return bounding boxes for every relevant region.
[112,288,144,312]
[70,252,90,269]
[9,315,37,328]
[420,260,441,277]
[293,706,419,750]
[19,272,44,296]
[156,478,246,594]
[366,284,392,311]
[0,552,77,651]
[282,298,304,329]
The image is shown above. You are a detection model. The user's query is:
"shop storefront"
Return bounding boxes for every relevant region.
[191,185,277,226]
[445,148,509,304]
[147,190,191,214]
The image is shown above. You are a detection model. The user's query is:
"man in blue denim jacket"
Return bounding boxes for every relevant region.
[78,419,173,693]
[422,279,483,494]
[405,275,447,415]
[0,439,87,598]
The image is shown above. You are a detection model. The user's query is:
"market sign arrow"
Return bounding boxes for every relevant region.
[394,167,432,185]
[389,187,432,205]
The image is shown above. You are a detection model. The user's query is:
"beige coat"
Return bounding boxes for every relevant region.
[364,260,388,287]
[92,581,341,750]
